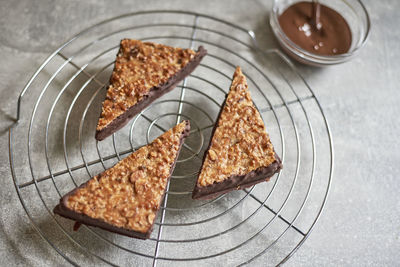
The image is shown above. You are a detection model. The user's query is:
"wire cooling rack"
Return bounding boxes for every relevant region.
[8,10,333,266]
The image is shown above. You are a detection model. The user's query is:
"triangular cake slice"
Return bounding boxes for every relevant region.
[192,67,282,200]
[95,39,206,141]
[54,121,190,239]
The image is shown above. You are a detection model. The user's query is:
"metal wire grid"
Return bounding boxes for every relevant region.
[8,10,334,266]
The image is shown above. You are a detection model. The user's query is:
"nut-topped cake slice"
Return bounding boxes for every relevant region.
[54,121,190,239]
[192,67,282,200]
[96,39,207,141]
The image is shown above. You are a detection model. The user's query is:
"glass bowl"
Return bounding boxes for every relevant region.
[270,0,371,66]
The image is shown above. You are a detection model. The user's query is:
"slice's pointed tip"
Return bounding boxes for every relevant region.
[183,119,190,131]
[191,189,199,200]
[197,45,207,54]
[233,66,246,80]
[234,66,242,75]
[181,119,189,126]
[230,66,249,94]
[95,130,105,141]
[173,119,191,138]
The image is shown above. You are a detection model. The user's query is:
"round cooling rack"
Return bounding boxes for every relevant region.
[8,10,333,266]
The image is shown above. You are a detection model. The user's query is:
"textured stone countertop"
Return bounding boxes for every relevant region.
[1,0,399,266]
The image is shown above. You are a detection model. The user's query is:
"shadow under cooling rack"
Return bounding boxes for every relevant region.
[8,10,333,267]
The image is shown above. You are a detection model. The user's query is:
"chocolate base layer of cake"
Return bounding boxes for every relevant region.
[54,121,190,239]
[192,157,282,200]
[95,46,206,141]
[54,202,150,239]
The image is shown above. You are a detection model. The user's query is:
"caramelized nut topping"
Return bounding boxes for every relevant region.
[97,39,197,131]
[208,149,217,161]
[65,121,188,233]
[197,67,277,187]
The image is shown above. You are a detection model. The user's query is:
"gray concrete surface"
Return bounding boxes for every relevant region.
[1,0,399,266]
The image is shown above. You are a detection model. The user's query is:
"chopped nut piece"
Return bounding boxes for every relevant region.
[134,178,147,195]
[209,149,217,161]
[147,213,155,224]
[129,170,143,184]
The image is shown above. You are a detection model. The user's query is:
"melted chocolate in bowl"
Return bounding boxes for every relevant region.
[278,1,352,56]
